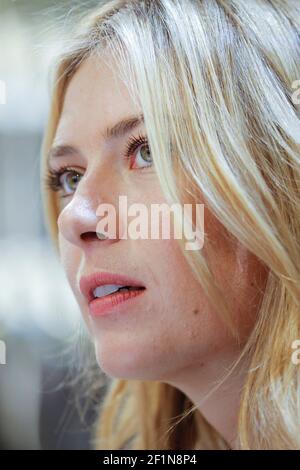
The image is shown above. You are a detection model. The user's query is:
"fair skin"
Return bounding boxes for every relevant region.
[48,56,269,449]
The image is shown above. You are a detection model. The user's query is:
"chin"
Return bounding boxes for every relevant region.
[93,340,169,381]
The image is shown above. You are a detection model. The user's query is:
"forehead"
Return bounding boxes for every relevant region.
[55,56,141,143]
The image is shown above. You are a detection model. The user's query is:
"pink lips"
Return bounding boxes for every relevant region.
[79,271,146,317]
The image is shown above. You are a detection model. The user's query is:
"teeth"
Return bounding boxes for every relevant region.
[93,284,125,299]
[93,285,145,299]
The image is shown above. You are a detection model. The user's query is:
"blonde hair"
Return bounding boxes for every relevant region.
[41,0,300,449]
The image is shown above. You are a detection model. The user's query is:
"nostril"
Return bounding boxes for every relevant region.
[80,231,99,241]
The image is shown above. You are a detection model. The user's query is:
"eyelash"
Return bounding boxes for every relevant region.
[45,133,150,195]
[124,133,149,163]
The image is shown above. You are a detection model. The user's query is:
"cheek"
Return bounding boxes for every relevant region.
[142,228,266,357]
[139,237,237,355]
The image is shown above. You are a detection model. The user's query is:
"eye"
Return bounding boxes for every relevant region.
[60,170,82,194]
[124,134,153,170]
[132,143,152,169]
[45,166,83,197]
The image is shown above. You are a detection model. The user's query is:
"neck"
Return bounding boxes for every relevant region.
[164,349,249,449]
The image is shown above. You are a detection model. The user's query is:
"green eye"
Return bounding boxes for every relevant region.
[131,143,153,169]
[124,134,153,170]
[61,171,82,194]
[45,166,83,197]
[140,145,152,163]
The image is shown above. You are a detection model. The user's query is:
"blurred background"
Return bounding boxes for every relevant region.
[0,0,108,449]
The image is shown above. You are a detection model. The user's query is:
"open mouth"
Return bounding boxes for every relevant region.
[79,272,146,317]
[89,284,146,317]
[93,284,146,299]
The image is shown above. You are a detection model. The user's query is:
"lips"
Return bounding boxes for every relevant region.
[79,271,146,316]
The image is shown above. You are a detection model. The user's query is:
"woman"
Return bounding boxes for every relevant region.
[41,0,300,449]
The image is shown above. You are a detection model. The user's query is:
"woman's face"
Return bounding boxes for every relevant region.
[49,56,268,382]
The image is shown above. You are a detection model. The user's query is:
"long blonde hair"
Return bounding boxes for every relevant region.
[41,0,300,449]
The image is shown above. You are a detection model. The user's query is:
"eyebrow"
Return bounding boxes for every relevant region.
[101,113,144,140]
[48,113,145,160]
[48,145,79,160]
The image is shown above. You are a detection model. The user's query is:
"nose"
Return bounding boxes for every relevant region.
[57,179,121,250]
